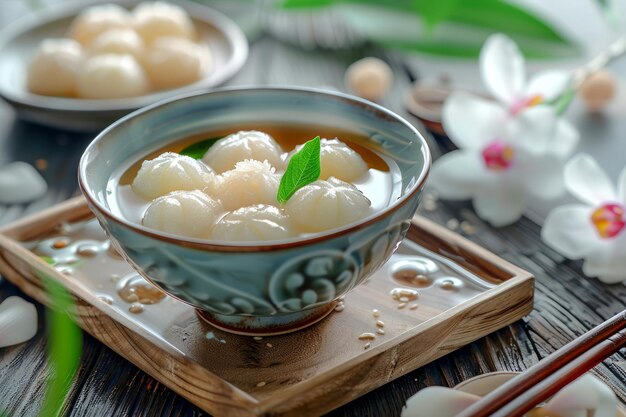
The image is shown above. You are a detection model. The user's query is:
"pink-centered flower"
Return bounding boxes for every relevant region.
[429,33,579,227]
[481,34,571,115]
[542,154,626,284]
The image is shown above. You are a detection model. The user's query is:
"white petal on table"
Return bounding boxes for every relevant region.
[429,150,492,200]
[0,162,47,204]
[401,386,480,417]
[479,34,525,106]
[472,180,527,227]
[541,204,597,259]
[542,374,617,417]
[519,151,565,200]
[524,70,571,102]
[582,239,626,284]
[565,154,617,205]
[442,92,508,150]
[0,296,38,348]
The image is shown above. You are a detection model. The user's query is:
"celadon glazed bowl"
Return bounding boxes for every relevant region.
[79,87,431,335]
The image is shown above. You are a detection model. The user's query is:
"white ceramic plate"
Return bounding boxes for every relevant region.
[0,0,248,131]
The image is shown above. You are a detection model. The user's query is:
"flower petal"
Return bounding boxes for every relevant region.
[543,374,617,417]
[618,165,626,204]
[582,239,626,284]
[472,181,526,227]
[507,105,557,150]
[541,204,597,259]
[480,34,525,105]
[552,119,580,158]
[429,150,491,200]
[442,92,508,150]
[402,387,480,417]
[507,107,579,158]
[565,154,617,205]
[519,151,565,200]
[0,296,38,348]
[525,70,571,102]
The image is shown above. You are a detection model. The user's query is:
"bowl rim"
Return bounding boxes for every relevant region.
[0,0,249,112]
[78,85,432,252]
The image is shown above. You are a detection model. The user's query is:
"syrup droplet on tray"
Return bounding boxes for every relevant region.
[98,295,113,305]
[117,275,165,305]
[129,303,144,314]
[52,238,71,249]
[76,244,100,258]
[392,269,432,288]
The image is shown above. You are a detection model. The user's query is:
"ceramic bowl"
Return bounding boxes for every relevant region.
[79,86,431,335]
[0,0,247,131]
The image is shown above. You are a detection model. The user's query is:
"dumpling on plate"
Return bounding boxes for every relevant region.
[212,204,292,241]
[142,190,221,238]
[78,54,149,99]
[210,160,280,211]
[143,37,210,90]
[289,138,368,182]
[202,131,283,174]
[88,28,145,61]
[27,39,84,97]
[132,2,195,44]
[69,3,131,46]
[285,177,371,233]
[132,152,214,199]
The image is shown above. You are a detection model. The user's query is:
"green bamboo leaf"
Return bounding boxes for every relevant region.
[277,136,321,203]
[380,36,577,59]
[280,0,336,9]
[40,279,82,417]
[445,0,566,43]
[413,0,459,32]
[179,137,221,160]
[378,39,482,58]
[280,0,578,58]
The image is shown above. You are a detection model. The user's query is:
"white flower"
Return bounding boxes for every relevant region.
[542,154,626,283]
[0,296,38,348]
[430,33,580,227]
[430,91,578,227]
[480,34,571,115]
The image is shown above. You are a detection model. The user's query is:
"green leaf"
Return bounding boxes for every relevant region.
[40,256,56,265]
[413,0,459,33]
[445,0,566,43]
[552,87,576,115]
[281,0,578,58]
[281,0,336,8]
[179,137,221,159]
[378,39,482,57]
[41,278,82,417]
[277,136,321,204]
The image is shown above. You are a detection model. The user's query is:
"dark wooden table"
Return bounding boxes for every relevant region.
[2,2,626,416]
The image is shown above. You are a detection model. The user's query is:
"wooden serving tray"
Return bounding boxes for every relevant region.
[0,197,533,417]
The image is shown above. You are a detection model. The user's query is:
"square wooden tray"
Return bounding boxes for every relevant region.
[0,197,533,417]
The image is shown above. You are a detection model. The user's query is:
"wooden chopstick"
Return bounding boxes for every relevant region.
[456,310,626,417]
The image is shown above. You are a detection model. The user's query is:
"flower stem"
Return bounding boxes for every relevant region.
[572,35,626,88]
[556,35,626,115]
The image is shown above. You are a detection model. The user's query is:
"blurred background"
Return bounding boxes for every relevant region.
[1,0,625,222]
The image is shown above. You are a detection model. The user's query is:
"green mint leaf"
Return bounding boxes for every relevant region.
[179,137,221,159]
[277,136,321,204]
